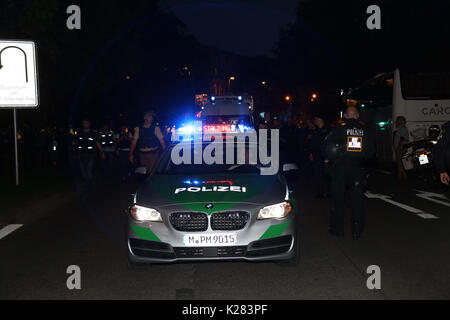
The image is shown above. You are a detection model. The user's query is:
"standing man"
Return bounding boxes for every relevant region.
[393,116,410,180]
[308,116,329,198]
[323,106,375,240]
[117,125,133,180]
[72,118,105,189]
[280,118,299,163]
[433,121,450,186]
[130,110,166,173]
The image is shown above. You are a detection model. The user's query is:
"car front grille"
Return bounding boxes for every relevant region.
[211,211,250,231]
[170,212,208,232]
[174,246,247,258]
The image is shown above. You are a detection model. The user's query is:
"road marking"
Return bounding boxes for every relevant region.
[415,190,450,208]
[0,224,23,240]
[417,213,440,219]
[365,192,439,219]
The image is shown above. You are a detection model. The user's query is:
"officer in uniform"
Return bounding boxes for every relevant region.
[72,119,105,189]
[129,110,166,173]
[99,124,117,178]
[323,106,375,240]
[433,121,450,186]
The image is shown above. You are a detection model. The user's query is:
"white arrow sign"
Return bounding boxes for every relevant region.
[415,190,450,208]
[0,40,39,108]
[365,191,439,219]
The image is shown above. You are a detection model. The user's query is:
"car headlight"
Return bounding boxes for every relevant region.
[129,205,163,222]
[258,202,292,220]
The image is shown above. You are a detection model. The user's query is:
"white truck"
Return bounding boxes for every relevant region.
[201,95,255,133]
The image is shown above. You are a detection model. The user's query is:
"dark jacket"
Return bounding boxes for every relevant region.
[308,126,329,161]
[433,121,450,174]
[323,119,375,166]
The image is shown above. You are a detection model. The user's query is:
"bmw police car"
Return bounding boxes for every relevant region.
[127,139,299,264]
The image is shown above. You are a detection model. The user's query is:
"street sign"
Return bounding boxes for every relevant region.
[0,40,39,108]
[0,40,39,186]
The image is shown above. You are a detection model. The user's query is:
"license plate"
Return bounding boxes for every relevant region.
[183,233,237,247]
[419,154,429,165]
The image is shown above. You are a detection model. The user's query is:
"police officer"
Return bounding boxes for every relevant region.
[129,110,166,173]
[72,119,105,189]
[433,121,450,186]
[323,106,375,240]
[117,125,133,180]
[99,124,117,178]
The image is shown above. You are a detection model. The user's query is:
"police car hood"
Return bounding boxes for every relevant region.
[136,173,286,211]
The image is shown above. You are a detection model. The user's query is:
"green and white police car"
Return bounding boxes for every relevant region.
[127,141,299,264]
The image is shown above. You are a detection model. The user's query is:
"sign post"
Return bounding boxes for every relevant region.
[0,40,39,186]
[13,109,19,185]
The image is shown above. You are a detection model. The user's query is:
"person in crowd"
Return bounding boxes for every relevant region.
[116,125,133,180]
[323,106,375,240]
[393,116,410,180]
[281,117,300,163]
[296,121,310,168]
[72,118,105,190]
[129,110,166,173]
[303,119,317,176]
[98,123,117,179]
[34,128,49,167]
[308,116,329,198]
[433,121,450,186]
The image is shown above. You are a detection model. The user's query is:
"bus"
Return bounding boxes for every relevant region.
[345,69,450,162]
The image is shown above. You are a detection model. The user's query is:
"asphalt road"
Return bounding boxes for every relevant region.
[1,169,449,300]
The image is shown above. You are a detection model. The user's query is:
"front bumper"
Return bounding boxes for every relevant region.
[128,235,296,263]
[127,209,297,263]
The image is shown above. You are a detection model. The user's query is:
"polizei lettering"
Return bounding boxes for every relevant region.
[347,128,364,136]
[175,186,247,194]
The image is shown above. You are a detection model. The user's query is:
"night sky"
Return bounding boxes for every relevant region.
[160,0,298,57]
[2,0,450,127]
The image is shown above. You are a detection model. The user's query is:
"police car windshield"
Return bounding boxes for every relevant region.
[155,143,268,175]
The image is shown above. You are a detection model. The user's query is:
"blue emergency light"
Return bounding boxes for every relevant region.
[184,180,201,185]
